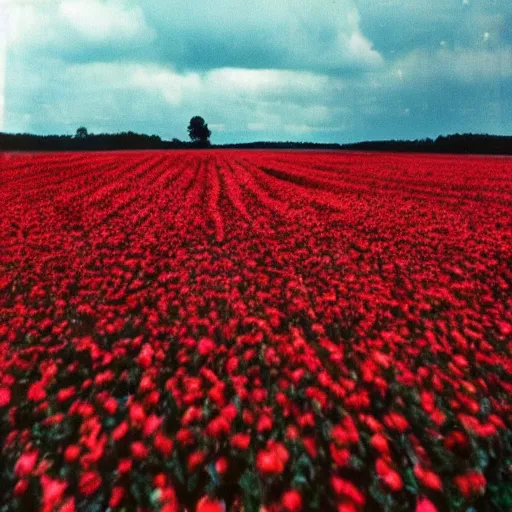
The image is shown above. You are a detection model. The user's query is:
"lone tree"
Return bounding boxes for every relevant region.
[75,127,88,139]
[187,116,211,146]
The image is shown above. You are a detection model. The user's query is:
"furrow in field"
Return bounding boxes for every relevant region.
[84,156,172,232]
[216,156,253,223]
[252,153,512,203]
[0,153,123,195]
[205,157,224,243]
[0,152,111,182]
[226,158,294,220]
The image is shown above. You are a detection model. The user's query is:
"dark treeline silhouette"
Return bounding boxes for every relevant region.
[1,131,511,155]
[342,134,512,155]
[0,131,198,151]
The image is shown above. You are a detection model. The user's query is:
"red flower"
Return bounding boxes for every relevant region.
[13,479,29,497]
[182,406,202,426]
[64,445,81,463]
[160,486,178,508]
[41,474,67,511]
[117,459,132,474]
[383,412,409,433]
[143,414,162,437]
[176,428,195,446]
[196,496,226,512]
[109,486,125,508]
[188,451,206,472]
[103,397,118,415]
[129,402,146,427]
[268,441,289,465]
[370,433,390,454]
[256,450,285,475]
[207,416,231,438]
[302,437,317,459]
[282,489,302,512]
[154,432,174,456]
[454,471,486,498]
[15,450,38,477]
[137,344,153,368]
[198,337,216,356]
[79,471,102,496]
[330,477,365,507]
[215,457,228,475]
[27,381,46,402]
[130,441,149,460]
[154,473,168,488]
[286,425,300,441]
[112,421,129,441]
[58,497,76,512]
[0,387,12,407]
[376,458,403,492]
[242,409,254,425]
[337,504,358,512]
[230,433,251,450]
[416,497,438,512]
[330,444,351,467]
[444,430,469,453]
[414,465,443,491]
[257,415,273,433]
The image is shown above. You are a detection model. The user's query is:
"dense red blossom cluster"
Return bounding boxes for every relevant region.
[0,150,511,511]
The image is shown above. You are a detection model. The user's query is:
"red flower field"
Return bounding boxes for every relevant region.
[0,150,511,511]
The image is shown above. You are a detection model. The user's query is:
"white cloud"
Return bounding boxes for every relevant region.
[347,31,383,66]
[209,123,225,132]
[248,123,266,131]
[392,47,512,84]
[206,68,329,95]
[59,0,154,42]
[130,66,201,106]
[0,5,7,131]
[6,0,154,47]
[284,123,315,134]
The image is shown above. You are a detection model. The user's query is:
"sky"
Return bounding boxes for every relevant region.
[0,0,511,143]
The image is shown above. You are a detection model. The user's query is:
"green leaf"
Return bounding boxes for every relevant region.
[292,474,309,488]
[206,462,220,488]
[403,468,418,493]
[239,470,259,497]
[369,480,387,505]
[188,473,200,493]
[150,489,162,506]
[350,455,365,472]
[239,470,261,512]
[477,448,489,470]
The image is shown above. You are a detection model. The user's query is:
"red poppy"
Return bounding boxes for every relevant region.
[416,497,438,512]
[154,432,174,456]
[230,433,251,450]
[196,496,226,512]
[130,441,149,460]
[79,471,102,496]
[330,477,365,507]
[15,450,39,478]
[256,450,285,475]
[281,489,302,512]
[64,445,81,463]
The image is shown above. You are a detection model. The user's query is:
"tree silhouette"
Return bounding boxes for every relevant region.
[187,116,211,146]
[75,127,88,139]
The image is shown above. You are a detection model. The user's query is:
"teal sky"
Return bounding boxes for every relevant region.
[1,0,511,143]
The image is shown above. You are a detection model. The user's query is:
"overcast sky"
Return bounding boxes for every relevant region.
[1,0,511,143]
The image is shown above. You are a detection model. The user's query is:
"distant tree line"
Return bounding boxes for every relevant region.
[0,131,199,152]
[0,130,511,155]
[341,134,512,155]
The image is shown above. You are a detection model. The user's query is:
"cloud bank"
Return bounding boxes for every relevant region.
[3,0,511,142]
